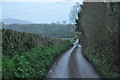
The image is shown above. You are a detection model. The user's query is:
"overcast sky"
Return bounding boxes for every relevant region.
[2,1,83,24]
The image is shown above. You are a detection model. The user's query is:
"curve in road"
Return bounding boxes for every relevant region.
[46,40,102,79]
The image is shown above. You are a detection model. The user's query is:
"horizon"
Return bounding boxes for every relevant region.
[2,1,83,24]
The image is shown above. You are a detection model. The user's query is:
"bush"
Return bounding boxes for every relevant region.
[2,57,16,78]
[2,29,71,57]
[2,29,73,79]
[3,44,72,79]
[76,2,120,78]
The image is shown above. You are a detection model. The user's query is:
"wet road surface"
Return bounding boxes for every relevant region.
[46,40,102,78]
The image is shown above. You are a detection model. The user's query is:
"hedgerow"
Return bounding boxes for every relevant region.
[2,29,73,79]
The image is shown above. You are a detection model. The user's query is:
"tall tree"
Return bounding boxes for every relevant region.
[69,2,81,24]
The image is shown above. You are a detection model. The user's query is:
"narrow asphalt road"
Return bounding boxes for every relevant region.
[46,39,102,78]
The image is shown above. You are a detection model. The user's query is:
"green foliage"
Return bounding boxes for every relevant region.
[2,57,16,78]
[76,2,120,78]
[2,29,73,79]
[3,44,72,79]
[2,29,72,57]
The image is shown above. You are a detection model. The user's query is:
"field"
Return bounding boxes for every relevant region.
[3,24,75,38]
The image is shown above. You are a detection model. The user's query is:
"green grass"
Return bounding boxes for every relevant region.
[69,39,75,44]
[3,43,72,79]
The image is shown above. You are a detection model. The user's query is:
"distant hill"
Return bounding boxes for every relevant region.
[2,18,31,24]
[3,24,75,38]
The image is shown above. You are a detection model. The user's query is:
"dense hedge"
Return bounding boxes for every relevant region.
[2,29,71,57]
[3,44,72,79]
[76,2,120,78]
[2,29,73,79]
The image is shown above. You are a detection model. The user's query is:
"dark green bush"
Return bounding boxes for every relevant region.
[2,57,16,78]
[3,44,72,79]
[2,29,73,79]
[76,2,120,78]
[2,29,71,57]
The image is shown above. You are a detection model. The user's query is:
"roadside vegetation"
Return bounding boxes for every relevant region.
[0,29,2,79]
[75,2,120,78]
[2,29,73,79]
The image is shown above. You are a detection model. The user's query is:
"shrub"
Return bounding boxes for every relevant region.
[2,29,73,79]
